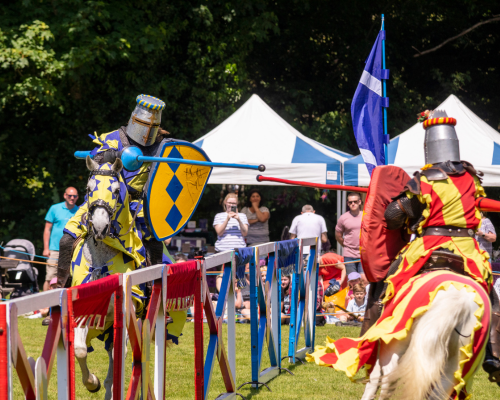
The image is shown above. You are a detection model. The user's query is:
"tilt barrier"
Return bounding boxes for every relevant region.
[0,238,320,399]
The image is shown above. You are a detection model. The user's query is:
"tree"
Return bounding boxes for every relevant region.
[0,0,277,248]
[2,0,500,253]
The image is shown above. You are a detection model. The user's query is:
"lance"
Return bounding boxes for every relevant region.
[257,175,500,212]
[75,146,266,172]
[256,175,368,192]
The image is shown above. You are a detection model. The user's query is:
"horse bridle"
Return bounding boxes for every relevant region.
[86,169,121,240]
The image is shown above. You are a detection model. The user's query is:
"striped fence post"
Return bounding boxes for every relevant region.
[288,237,319,362]
[0,288,75,400]
[0,238,321,399]
[202,251,237,399]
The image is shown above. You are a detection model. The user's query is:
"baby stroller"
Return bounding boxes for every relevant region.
[0,239,39,299]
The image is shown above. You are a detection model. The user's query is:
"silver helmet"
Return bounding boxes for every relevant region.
[126,94,166,146]
[423,110,460,165]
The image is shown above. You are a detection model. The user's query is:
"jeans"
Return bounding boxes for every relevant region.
[344,256,364,275]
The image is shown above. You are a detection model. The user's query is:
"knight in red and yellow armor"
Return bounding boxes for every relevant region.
[307,111,500,391]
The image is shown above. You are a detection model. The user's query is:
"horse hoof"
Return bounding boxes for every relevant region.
[88,377,101,393]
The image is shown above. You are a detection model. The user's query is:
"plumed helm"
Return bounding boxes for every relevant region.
[423,110,460,165]
[126,94,165,146]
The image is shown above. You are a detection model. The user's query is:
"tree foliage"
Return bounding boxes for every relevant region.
[1,0,500,250]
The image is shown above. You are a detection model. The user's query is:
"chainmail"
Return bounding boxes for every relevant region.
[144,239,164,266]
[385,195,425,230]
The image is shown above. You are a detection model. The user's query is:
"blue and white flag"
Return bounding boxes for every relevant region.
[351,31,388,175]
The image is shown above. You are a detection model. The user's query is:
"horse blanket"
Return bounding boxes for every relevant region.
[307,270,491,399]
[65,162,147,348]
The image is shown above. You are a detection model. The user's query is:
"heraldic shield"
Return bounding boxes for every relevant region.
[360,165,411,282]
[145,142,212,240]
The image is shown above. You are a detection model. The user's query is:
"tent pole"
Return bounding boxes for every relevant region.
[382,14,389,165]
[336,190,342,255]
[341,191,347,257]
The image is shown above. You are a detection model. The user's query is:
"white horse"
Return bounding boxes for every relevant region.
[360,284,484,400]
[73,157,130,400]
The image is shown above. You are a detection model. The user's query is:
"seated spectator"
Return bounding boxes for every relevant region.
[174,252,188,263]
[341,283,367,322]
[345,271,370,308]
[316,277,326,326]
[281,274,292,324]
[319,251,345,292]
[260,265,267,286]
[235,276,251,322]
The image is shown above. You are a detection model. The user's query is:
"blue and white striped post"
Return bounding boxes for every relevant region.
[381,14,390,164]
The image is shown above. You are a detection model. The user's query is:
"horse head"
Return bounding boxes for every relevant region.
[85,156,124,240]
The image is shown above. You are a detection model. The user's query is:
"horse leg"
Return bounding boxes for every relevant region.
[104,344,114,400]
[378,335,411,399]
[74,325,101,392]
[104,294,115,400]
[360,359,382,400]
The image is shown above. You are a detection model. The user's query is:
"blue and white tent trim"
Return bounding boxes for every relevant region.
[193,94,351,185]
[345,94,500,187]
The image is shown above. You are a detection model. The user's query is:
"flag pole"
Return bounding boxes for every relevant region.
[381,14,389,165]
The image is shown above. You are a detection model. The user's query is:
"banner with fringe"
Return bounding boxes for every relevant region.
[166,260,199,311]
[69,274,120,330]
[235,247,254,288]
[278,239,298,276]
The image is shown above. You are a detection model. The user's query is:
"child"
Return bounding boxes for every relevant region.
[345,272,370,308]
[281,274,292,324]
[345,283,366,322]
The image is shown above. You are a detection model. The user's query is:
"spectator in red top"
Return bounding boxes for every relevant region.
[335,192,367,285]
[318,251,346,291]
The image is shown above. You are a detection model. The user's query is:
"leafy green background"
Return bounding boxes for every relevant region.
[2,0,500,258]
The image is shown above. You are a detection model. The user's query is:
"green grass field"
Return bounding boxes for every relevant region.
[14,318,499,399]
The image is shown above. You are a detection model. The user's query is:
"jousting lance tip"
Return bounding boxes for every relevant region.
[256,175,369,193]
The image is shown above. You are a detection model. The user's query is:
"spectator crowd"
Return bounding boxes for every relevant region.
[5,184,498,329]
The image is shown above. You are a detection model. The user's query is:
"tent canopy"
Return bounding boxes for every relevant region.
[193,94,351,185]
[344,95,500,187]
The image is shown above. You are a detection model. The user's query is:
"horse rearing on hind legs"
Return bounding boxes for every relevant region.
[67,157,148,399]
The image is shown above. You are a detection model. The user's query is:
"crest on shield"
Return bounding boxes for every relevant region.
[360,165,412,282]
[145,142,212,240]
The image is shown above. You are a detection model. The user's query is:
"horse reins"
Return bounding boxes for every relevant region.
[86,168,121,240]
[454,327,472,338]
[86,167,144,240]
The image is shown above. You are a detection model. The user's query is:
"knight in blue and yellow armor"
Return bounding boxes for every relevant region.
[57,95,187,342]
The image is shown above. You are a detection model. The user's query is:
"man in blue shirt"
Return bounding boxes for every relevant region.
[43,187,79,292]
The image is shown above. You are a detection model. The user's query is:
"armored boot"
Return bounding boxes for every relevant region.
[360,257,403,336]
[360,280,385,336]
[57,233,77,288]
[483,289,500,387]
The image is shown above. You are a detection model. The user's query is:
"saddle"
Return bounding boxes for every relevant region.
[360,248,466,336]
[420,248,465,276]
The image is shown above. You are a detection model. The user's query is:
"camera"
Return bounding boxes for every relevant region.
[230,205,237,213]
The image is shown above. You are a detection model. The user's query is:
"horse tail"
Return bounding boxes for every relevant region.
[385,289,475,400]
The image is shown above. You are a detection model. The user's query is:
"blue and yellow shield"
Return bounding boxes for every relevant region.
[145,142,212,240]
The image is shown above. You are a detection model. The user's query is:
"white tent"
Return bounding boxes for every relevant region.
[344,94,500,186]
[193,94,351,185]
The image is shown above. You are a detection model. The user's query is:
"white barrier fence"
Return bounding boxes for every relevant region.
[0,237,319,399]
